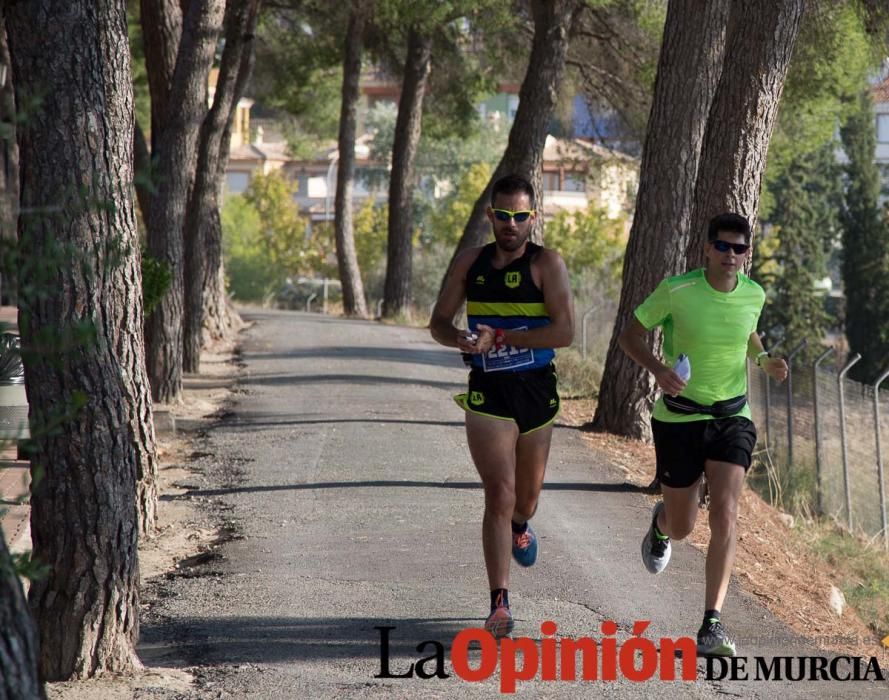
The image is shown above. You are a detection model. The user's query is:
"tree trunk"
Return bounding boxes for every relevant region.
[0,19,19,308]
[144,0,225,402]
[6,0,157,677]
[382,27,432,319]
[446,0,579,269]
[685,0,805,268]
[183,0,258,372]
[133,119,152,223]
[140,0,183,152]
[0,537,45,699]
[334,0,370,318]
[590,0,729,438]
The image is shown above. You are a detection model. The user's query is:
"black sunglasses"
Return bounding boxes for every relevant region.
[711,239,750,255]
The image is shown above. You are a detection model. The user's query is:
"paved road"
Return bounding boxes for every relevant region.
[140,310,888,698]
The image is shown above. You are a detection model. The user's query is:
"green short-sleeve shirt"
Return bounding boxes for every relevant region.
[634,268,765,423]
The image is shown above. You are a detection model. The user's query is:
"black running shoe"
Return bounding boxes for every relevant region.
[697,618,736,656]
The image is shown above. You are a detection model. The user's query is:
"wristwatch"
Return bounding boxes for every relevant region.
[755,350,770,367]
[494,328,506,350]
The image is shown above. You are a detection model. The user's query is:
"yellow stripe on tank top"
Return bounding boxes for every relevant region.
[466,301,548,317]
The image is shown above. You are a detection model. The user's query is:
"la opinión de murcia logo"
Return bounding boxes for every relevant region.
[376,620,698,693]
[375,621,887,693]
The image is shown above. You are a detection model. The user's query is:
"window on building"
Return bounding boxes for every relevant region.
[562,174,585,192]
[507,95,519,122]
[225,171,251,194]
[878,114,889,143]
[542,172,560,192]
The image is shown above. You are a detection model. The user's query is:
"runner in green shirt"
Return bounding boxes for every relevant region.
[618,212,788,657]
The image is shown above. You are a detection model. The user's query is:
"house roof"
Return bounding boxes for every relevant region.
[542,135,637,167]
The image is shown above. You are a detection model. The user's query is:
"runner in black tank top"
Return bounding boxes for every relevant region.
[430,175,575,638]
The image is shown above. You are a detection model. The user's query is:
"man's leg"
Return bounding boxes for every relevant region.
[465,411,519,591]
[702,459,746,612]
[513,424,553,524]
[657,478,702,541]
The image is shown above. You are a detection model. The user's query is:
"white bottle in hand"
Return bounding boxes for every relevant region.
[674,353,691,382]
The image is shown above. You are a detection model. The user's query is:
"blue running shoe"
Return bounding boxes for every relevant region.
[484,604,514,639]
[512,524,538,567]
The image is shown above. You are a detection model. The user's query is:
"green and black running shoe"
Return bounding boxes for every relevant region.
[697,618,736,657]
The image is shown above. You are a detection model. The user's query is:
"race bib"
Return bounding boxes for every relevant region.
[481,326,535,372]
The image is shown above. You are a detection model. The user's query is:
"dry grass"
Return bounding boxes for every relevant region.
[560,397,889,660]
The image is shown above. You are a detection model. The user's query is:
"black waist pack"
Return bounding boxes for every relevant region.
[663,393,747,418]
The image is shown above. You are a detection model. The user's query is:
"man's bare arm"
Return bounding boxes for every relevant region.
[618,316,686,396]
[430,247,482,352]
[478,250,574,349]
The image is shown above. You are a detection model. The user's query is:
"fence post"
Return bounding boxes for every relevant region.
[813,346,835,516]
[323,278,329,314]
[785,340,808,468]
[838,353,861,531]
[581,306,597,358]
[873,365,889,550]
[763,337,784,450]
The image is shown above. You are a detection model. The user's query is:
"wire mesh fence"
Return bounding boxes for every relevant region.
[747,350,889,548]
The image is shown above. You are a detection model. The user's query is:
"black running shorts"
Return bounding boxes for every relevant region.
[651,416,757,488]
[454,364,559,434]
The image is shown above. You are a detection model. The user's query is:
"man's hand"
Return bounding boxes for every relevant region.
[471,324,497,353]
[653,364,687,397]
[455,330,478,353]
[762,356,789,383]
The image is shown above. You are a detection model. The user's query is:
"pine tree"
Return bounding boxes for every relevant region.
[840,89,889,382]
[757,143,842,364]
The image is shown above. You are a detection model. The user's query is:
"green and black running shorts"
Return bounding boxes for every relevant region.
[454,363,559,434]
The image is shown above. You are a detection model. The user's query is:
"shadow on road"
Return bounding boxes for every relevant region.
[139,615,480,667]
[246,345,463,370]
[163,480,645,500]
[242,373,465,392]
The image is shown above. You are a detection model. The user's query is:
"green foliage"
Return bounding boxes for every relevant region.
[761,4,877,218]
[241,171,311,271]
[221,193,269,301]
[754,143,842,362]
[252,4,344,146]
[353,198,389,277]
[222,172,339,302]
[554,347,602,399]
[364,102,507,190]
[426,162,492,248]
[544,204,628,293]
[840,90,889,383]
[141,249,171,317]
[810,522,889,637]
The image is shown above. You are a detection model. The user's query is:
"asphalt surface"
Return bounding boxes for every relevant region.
[139,309,889,698]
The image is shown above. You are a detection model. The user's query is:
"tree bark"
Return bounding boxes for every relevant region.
[144,0,225,402]
[685,0,805,269]
[334,0,370,317]
[6,0,157,677]
[0,19,19,307]
[447,0,579,268]
[590,0,729,438]
[140,0,182,152]
[382,27,432,319]
[183,0,258,372]
[0,537,45,699]
[133,119,152,223]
